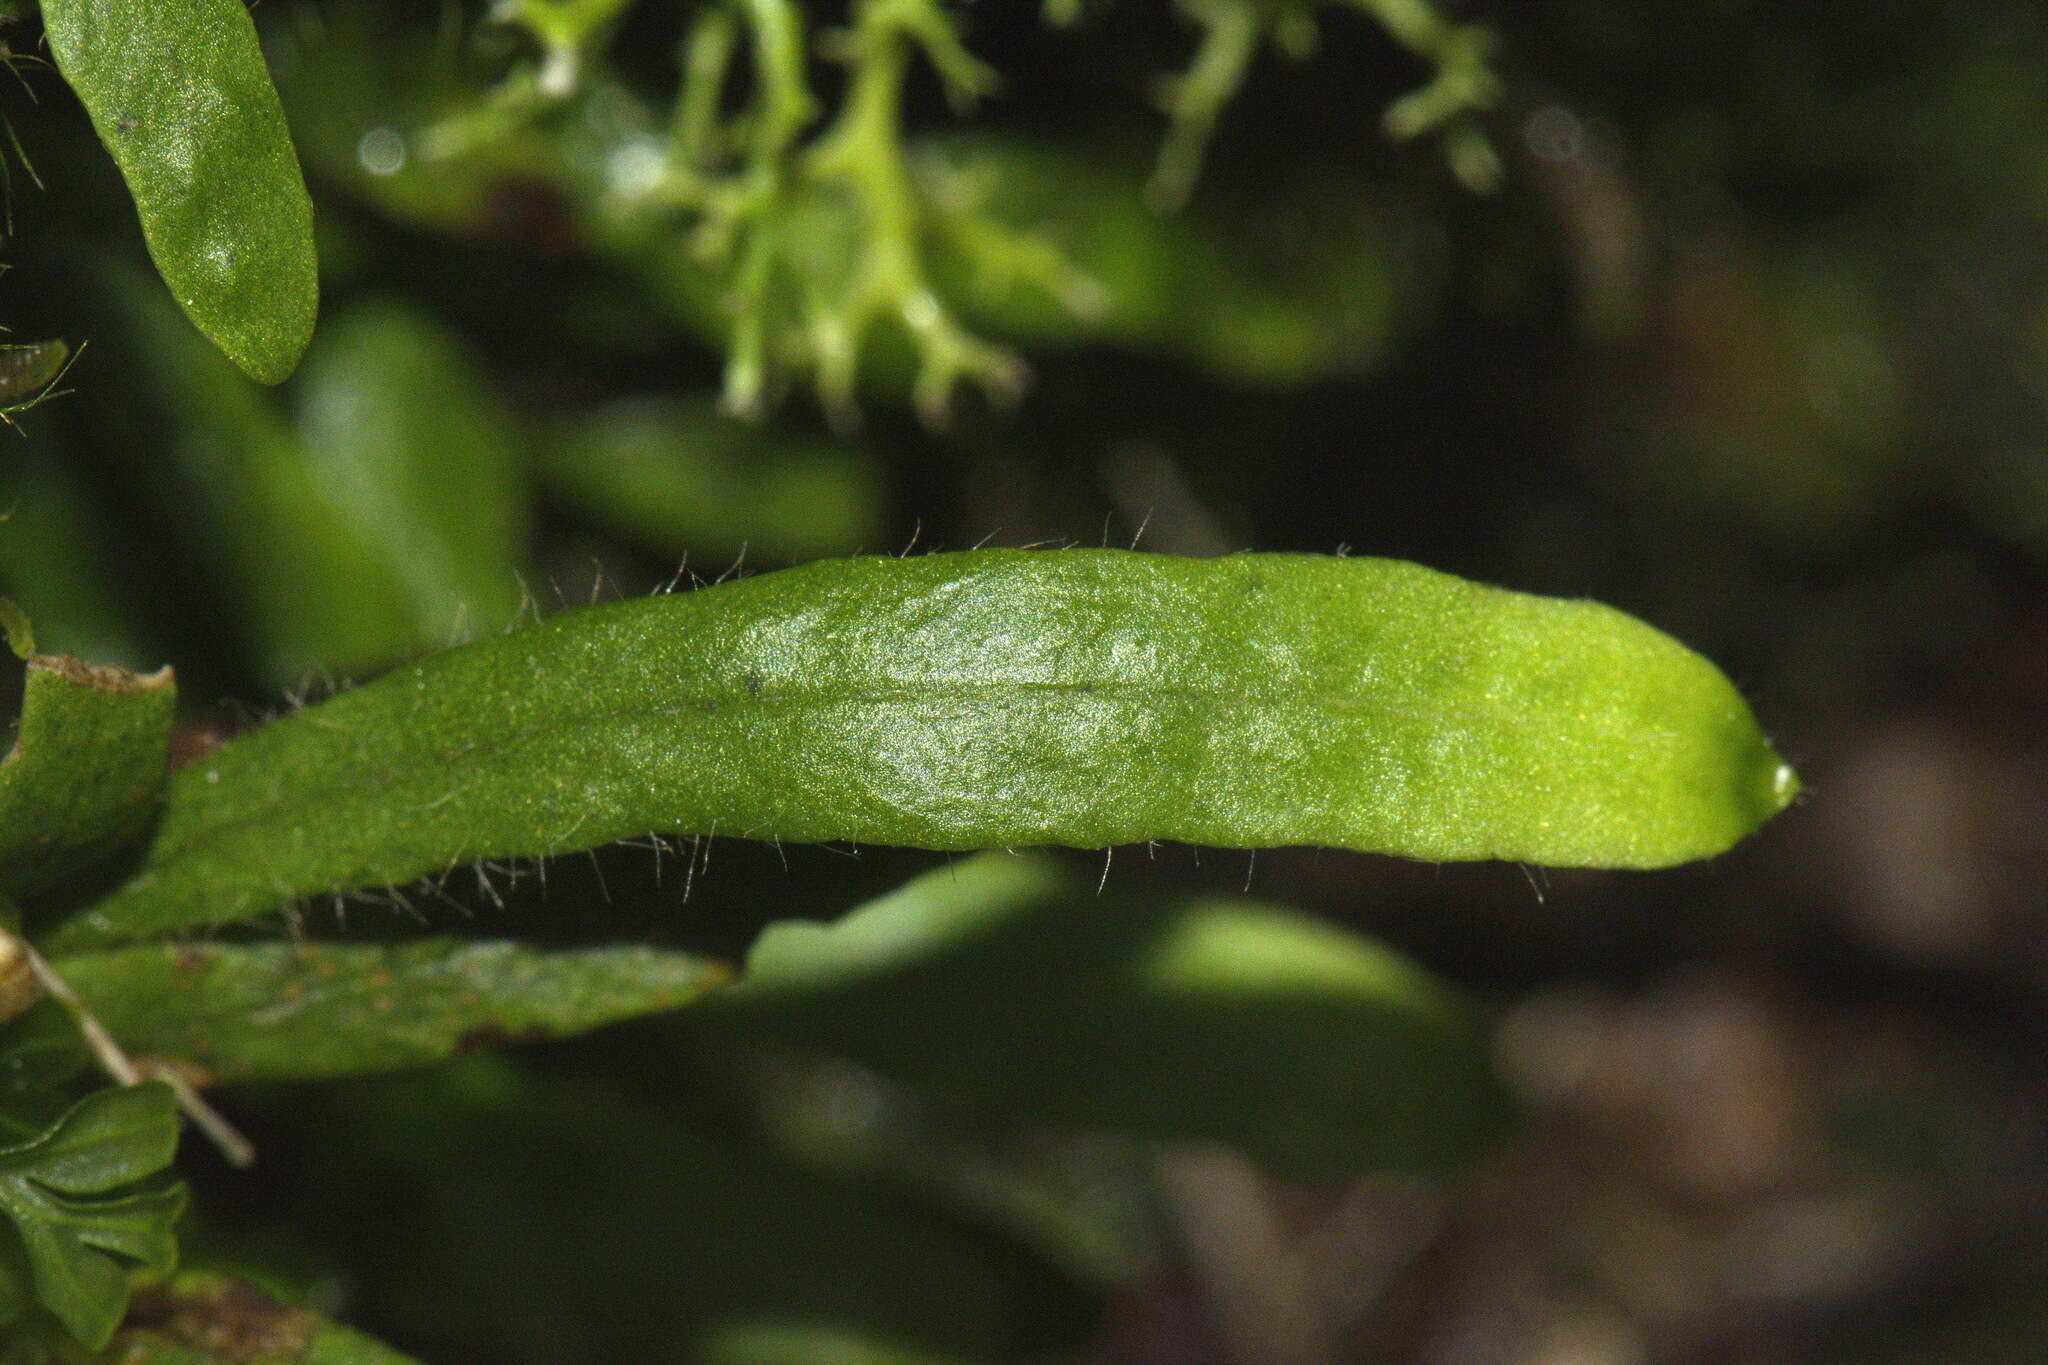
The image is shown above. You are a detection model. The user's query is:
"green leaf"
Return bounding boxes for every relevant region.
[55,550,1795,949]
[704,855,1511,1175]
[0,654,174,904]
[0,1083,184,1349]
[0,998,102,1143]
[0,601,32,660]
[50,939,731,1085]
[0,435,151,668]
[539,396,886,565]
[260,1055,1094,1362]
[45,0,319,383]
[293,300,528,643]
[101,1271,427,1364]
[930,135,1415,387]
[106,272,462,683]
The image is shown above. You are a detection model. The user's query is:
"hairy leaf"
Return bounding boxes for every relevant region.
[0,655,174,903]
[0,1083,184,1349]
[51,939,731,1085]
[56,551,1795,948]
[704,855,1511,1174]
[45,0,318,383]
[105,1271,425,1364]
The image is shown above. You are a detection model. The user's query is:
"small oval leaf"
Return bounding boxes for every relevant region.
[57,551,1795,948]
[45,0,319,383]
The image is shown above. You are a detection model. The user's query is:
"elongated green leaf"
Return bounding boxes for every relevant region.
[56,551,1795,949]
[0,655,174,903]
[104,1272,425,1364]
[704,855,1510,1175]
[45,0,318,383]
[0,1083,184,1349]
[293,300,528,642]
[51,939,730,1085]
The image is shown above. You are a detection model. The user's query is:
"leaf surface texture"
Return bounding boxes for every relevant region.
[59,551,1795,947]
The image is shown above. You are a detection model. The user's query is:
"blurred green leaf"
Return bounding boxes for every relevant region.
[294,300,528,642]
[0,602,31,661]
[707,854,1511,1175]
[927,136,1418,386]
[108,277,529,682]
[93,1271,425,1364]
[44,0,319,383]
[0,999,101,1146]
[0,436,150,668]
[539,396,886,565]
[257,1054,1094,1363]
[0,1082,184,1349]
[109,274,421,683]
[51,938,730,1085]
[696,1324,970,1365]
[56,549,1794,949]
[0,653,173,904]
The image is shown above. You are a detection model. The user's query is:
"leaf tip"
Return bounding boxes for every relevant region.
[0,599,33,659]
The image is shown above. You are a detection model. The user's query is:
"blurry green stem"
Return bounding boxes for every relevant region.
[672,3,740,168]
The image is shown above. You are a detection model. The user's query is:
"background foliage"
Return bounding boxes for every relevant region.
[3,1,2046,1362]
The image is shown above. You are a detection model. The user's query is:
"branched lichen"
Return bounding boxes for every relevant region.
[609,0,1047,426]
[418,0,1499,422]
[1152,0,1501,207]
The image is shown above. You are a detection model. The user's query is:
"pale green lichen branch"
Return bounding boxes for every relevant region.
[415,0,1498,420]
[625,0,1043,424]
[916,148,1111,323]
[494,0,636,97]
[1150,0,1503,207]
[420,0,632,159]
[801,0,1025,427]
[715,0,822,418]
[1149,0,1265,208]
[1358,0,1502,189]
